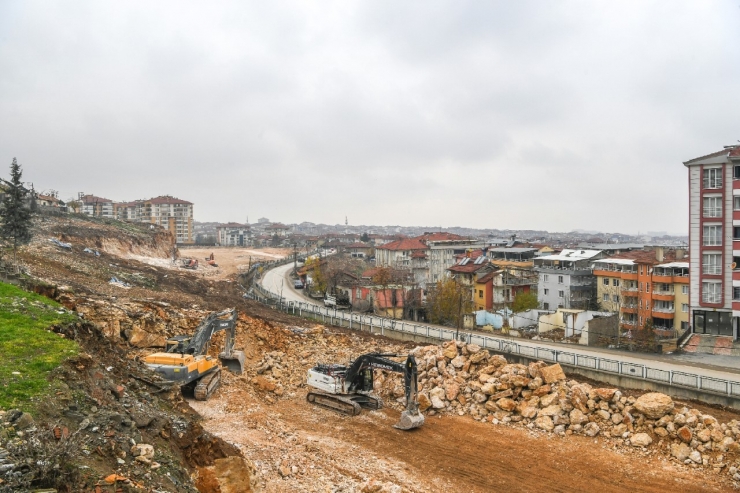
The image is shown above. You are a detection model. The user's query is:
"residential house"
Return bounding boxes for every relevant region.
[346,242,374,259]
[534,249,605,310]
[684,144,740,339]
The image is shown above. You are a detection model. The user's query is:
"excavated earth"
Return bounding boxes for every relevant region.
[6,214,740,492]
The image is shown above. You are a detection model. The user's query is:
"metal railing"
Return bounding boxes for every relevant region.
[248,270,740,399]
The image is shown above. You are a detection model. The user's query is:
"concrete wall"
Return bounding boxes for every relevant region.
[583,314,620,347]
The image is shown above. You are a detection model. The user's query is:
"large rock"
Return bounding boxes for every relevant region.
[569,409,588,426]
[539,405,562,417]
[593,388,617,402]
[539,393,559,408]
[630,433,653,447]
[540,363,566,384]
[469,351,488,364]
[570,384,590,413]
[520,406,538,419]
[450,355,466,369]
[496,398,517,412]
[418,393,432,412]
[430,395,446,409]
[535,415,554,431]
[466,344,481,354]
[472,391,488,404]
[252,376,276,392]
[677,426,693,444]
[671,443,691,461]
[445,382,460,401]
[583,422,600,437]
[480,383,496,395]
[633,392,674,419]
[442,343,458,360]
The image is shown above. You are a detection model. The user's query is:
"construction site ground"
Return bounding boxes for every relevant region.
[7,214,740,492]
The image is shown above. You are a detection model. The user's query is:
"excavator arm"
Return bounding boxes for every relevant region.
[344,353,424,430]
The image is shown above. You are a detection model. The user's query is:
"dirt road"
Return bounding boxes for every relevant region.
[192,382,732,493]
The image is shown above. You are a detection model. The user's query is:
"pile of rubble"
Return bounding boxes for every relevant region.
[372,340,740,477]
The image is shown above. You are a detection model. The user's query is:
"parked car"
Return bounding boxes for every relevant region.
[294,280,304,289]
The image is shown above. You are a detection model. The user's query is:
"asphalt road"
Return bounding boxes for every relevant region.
[259,263,740,380]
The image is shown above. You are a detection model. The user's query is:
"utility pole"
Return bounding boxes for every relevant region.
[293,242,298,274]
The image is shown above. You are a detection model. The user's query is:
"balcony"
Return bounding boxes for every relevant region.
[621,286,638,292]
[620,320,638,327]
[621,306,638,314]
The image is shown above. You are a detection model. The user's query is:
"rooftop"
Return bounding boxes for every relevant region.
[146,195,193,205]
[536,249,602,262]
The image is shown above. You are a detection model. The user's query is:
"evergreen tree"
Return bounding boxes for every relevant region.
[0,158,32,265]
[360,232,370,243]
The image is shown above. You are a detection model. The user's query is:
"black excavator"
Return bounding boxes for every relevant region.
[143,308,245,400]
[306,353,425,430]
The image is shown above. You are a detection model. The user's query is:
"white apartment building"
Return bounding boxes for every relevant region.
[684,144,740,338]
[217,223,251,246]
[79,194,115,218]
[534,249,604,310]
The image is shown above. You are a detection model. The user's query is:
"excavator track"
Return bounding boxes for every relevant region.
[194,368,221,401]
[307,391,362,416]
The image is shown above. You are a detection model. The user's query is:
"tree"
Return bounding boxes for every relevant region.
[360,232,370,243]
[426,278,473,330]
[0,158,32,266]
[511,292,538,313]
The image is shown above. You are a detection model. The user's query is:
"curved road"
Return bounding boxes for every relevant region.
[259,262,740,381]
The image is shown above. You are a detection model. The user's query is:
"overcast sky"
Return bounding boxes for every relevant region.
[1,1,738,234]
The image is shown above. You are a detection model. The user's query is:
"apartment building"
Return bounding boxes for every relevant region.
[591,250,689,332]
[684,145,740,338]
[534,249,604,310]
[140,196,194,244]
[216,223,251,246]
[79,194,115,218]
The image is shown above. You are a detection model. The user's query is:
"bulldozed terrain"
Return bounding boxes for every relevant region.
[3,213,740,492]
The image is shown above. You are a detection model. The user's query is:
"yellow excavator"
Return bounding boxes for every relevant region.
[143,308,245,400]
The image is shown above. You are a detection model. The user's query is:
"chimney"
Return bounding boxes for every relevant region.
[676,248,686,260]
[655,247,664,262]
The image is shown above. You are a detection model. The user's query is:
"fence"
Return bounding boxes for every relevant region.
[246,273,740,399]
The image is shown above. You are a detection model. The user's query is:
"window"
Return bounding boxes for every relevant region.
[735,196,740,211]
[603,294,609,302]
[478,290,483,299]
[703,253,722,275]
[558,290,564,298]
[703,168,723,189]
[558,275,564,284]
[543,302,549,310]
[640,282,643,291]
[612,279,620,287]
[612,295,619,303]
[682,285,689,295]
[681,321,689,331]
[702,281,722,303]
[603,278,609,285]
[543,274,549,282]
[639,300,642,308]
[645,301,650,310]
[544,288,549,295]
[735,227,740,240]
[682,303,689,312]
[704,225,722,246]
[639,316,643,325]
[703,196,722,217]
[735,165,740,180]
[734,287,740,300]
[640,266,644,275]
[646,283,650,293]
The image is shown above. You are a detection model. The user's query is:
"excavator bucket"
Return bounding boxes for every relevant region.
[394,410,425,430]
[219,350,246,374]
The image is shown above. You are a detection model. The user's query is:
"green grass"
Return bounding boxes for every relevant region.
[0,282,78,410]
